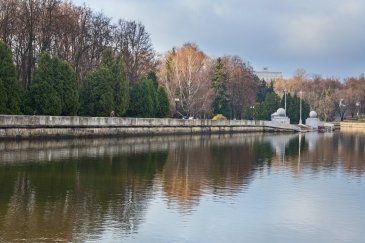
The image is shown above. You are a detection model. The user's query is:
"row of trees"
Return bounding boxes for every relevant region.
[0,0,156,87]
[0,39,169,118]
[159,43,258,119]
[1,0,363,121]
[2,33,295,122]
[0,35,338,123]
[158,43,311,122]
[274,69,365,121]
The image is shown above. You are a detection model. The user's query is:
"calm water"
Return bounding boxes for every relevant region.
[0,130,364,243]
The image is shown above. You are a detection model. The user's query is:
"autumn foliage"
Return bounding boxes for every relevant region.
[1,1,364,120]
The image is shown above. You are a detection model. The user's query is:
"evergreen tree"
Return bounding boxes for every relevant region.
[211,58,231,118]
[128,73,169,118]
[156,86,170,118]
[282,93,310,124]
[28,52,79,116]
[212,58,227,95]
[212,95,231,118]
[255,92,281,120]
[59,60,79,115]
[147,77,158,116]
[100,49,129,116]
[256,78,274,103]
[29,53,62,115]
[128,78,155,117]
[147,71,159,89]
[0,40,22,114]
[80,66,114,117]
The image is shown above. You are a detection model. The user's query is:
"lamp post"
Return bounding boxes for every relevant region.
[299,90,303,125]
[174,98,180,118]
[339,98,346,121]
[356,101,360,118]
[250,106,255,120]
[284,88,287,117]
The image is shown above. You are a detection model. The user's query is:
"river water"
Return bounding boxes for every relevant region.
[0,130,364,242]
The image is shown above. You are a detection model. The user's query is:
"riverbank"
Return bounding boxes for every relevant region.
[0,115,299,139]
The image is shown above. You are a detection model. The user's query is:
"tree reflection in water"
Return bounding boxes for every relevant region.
[0,132,364,241]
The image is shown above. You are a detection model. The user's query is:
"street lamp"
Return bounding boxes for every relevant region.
[356,101,360,118]
[284,88,287,117]
[174,98,180,118]
[299,90,303,125]
[339,98,346,121]
[250,106,255,120]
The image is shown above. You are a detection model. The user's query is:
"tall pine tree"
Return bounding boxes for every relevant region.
[211,58,230,118]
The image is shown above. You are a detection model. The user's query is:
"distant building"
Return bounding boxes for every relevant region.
[254,67,283,82]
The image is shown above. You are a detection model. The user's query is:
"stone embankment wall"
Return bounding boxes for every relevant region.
[340,121,365,133]
[0,115,298,139]
[340,121,365,129]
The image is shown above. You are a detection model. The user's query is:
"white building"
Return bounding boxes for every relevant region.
[254,67,283,82]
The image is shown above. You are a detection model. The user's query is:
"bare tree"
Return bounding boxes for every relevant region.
[159,43,213,117]
[274,70,343,121]
[114,20,157,85]
[222,56,257,119]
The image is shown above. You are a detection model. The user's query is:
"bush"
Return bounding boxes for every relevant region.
[212,114,227,121]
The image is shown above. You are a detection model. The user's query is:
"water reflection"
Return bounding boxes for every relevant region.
[0,138,168,242]
[0,132,364,242]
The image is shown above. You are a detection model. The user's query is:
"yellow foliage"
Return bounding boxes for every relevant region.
[212,114,227,121]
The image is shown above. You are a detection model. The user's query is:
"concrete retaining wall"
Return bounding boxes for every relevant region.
[0,115,297,139]
[340,122,365,129]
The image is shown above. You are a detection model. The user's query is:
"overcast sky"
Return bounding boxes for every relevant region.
[72,0,365,79]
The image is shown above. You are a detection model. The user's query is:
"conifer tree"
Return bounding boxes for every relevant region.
[0,40,22,114]
[212,58,230,118]
[212,58,227,95]
[156,86,170,118]
[59,60,80,115]
[254,92,281,120]
[28,52,79,116]
[29,53,62,115]
[128,78,155,117]
[80,66,114,117]
[282,93,310,124]
[100,49,129,116]
[128,72,169,118]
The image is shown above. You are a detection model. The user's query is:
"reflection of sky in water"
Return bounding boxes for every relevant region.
[0,132,365,242]
[126,170,364,243]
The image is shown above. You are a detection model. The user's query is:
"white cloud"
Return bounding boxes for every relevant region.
[71,0,365,78]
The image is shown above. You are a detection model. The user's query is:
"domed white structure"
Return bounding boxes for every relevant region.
[271,108,290,124]
[277,108,286,116]
[306,110,320,129]
[309,111,318,118]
